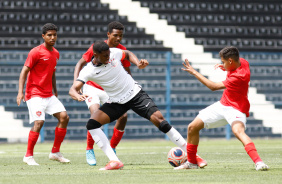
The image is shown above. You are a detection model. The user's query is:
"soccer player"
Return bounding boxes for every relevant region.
[69,41,207,170]
[174,46,269,171]
[17,23,70,166]
[74,21,130,166]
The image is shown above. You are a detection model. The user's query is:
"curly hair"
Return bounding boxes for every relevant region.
[42,23,58,34]
[108,21,124,33]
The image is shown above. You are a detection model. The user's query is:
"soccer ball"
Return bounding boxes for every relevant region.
[167,147,187,167]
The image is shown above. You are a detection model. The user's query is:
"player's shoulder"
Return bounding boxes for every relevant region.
[110,47,122,53]
[29,44,43,53]
[116,44,126,50]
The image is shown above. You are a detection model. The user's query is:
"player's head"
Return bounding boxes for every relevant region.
[41,23,58,47]
[107,21,124,47]
[219,46,240,71]
[93,41,110,65]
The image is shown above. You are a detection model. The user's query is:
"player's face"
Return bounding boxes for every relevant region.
[107,29,124,47]
[221,57,235,71]
[95,50,110,65]
[42,30,57,46]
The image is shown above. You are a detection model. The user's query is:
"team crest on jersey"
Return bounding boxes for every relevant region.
[110,58,118,67]
[88,97,92,102]
[36,111,42,117]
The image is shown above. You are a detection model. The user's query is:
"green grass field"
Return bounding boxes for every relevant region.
[0,138,281,184]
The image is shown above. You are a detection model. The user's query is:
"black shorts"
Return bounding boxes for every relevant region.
[99,89,159,122]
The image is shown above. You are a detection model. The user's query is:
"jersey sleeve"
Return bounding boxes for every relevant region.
[24,48,39,69]
[77,67,90,84]
[82,44,94,62]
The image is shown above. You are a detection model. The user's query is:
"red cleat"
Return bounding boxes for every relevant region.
[99,160,124,170]
[196,155,208,168]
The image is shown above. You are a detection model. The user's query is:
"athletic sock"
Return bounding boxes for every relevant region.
[166,127,187,153]
[86,130,95,150]
[244,142,262,164]
[51,127,67,153]
[89,128,119,161]
[25,131,40,157]
[187,143,198,164]
[110,127,124,149]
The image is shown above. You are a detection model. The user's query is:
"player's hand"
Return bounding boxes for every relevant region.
[214,64,226,71]
[138,59,149,69]
[77,94,88,102]
[181,59,197,75]
[16,93,25,106]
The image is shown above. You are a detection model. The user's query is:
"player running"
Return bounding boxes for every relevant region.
[74,21,130,166]
[17,23,70,165]
[174,46,269,171]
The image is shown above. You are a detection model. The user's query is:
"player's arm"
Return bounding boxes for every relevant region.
[17,66,30,106]
[74,57,87,83]
[123,50,148,69]
[182,59,226,91]
[69,80,88,101]
[52,71,58,97]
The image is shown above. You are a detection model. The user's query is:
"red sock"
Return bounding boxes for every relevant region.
[244,142,262,164]
[187,143,198,164]
[25,131,40,157]
[86,130,95,150]
[51,127,67,153]
[110,127,125,149]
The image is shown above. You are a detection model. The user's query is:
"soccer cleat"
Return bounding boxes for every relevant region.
[99,160,124,170]
[174,161,199,170]
[196,155,208,168]
[112,148,116,154]
[49,152,70,163]
[86,149,96,166]
[255,162,269,171]
[23,156,39,166]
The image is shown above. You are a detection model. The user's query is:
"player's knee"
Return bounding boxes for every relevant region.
[158,120,172,133]
[86,119,102,130]
[58,111,69,123]
[188,123,200,134]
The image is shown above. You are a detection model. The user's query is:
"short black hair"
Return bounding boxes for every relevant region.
[42,23,58,34]
[219,46,239,61]
[108,21,124,33]
[93,41,109,53]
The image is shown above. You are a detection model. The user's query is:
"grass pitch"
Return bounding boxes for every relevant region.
[0,138,281,184]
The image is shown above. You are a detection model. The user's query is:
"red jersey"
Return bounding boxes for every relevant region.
[24,44,59,101]
[82,40,130,90]
[220,58,250,117]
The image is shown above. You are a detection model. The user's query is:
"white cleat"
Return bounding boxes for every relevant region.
[49,152,70,163]
[23,156,39,166]
[255,162,269,171]
[174,161,199,170]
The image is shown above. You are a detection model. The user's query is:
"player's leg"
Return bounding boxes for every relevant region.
[23,120,44,165]
[84,85,108,165]
[175,102,227,170]
[110,112,127,153]
[85,103,100,166]
[23,97,47,165]
[46,96,70,163]
[87,103,127,170]
[129,90,191,161]
[231,121,269,171]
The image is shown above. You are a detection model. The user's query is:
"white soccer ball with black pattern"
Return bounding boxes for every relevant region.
[167,147,187,167]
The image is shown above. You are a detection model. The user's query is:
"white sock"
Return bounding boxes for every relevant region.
[166,127,187,153]
[89,128,119,161]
